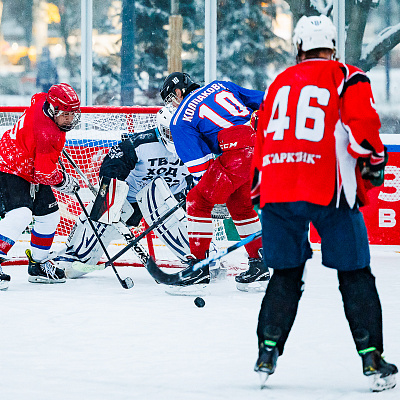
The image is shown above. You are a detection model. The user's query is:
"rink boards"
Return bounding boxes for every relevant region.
[311,134,400,245]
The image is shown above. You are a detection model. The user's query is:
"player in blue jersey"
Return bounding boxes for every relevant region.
[160,72,269,291]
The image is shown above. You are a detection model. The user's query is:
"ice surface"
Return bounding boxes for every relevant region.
[0,244,399,400]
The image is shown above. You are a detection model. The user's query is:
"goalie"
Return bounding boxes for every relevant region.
[54,107,193,278]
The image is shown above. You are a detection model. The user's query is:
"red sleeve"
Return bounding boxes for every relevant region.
[340,65,384,160]
[251,90,268,202]
[33,111,65,185]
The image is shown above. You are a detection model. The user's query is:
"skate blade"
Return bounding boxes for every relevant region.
[369,374,397,392]
[165,284,209,296]
[28,276,66,284]
[257,371,270,389]
[236,280,269,293]
[0,281,9,291]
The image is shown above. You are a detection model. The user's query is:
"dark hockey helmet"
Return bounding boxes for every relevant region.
[160,72,200,106]
[46,83,81,131]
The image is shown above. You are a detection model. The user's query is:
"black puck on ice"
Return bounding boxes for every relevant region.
[194,297,205,308]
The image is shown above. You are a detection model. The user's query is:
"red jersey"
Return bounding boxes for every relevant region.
[0,93,65,185]
[252,59,384,208]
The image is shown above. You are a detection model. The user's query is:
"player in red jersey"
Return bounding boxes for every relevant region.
[160,73,268,291]
[252,15,397,391]
[0,83,81,290]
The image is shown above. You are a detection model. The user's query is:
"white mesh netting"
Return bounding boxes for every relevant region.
[0,107,227,245]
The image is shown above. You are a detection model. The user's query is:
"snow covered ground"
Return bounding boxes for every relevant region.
[0,243,399,400]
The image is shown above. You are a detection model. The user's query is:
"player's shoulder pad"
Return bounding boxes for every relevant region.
[339,62,370,96]
[124,127,159,149]
[340,63,369,83]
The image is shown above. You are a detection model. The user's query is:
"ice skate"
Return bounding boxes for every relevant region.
[0,258,11,291]
[360,349,398,392]
[165,258,210,296]
[254,340,279,388]
[26,249,66,284]
[235,256,270,292]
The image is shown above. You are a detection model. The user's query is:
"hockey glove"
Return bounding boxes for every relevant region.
[53,171,80,195]
[250,110,259,131]
[358,146,388,187]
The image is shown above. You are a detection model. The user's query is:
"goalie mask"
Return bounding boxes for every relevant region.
[293,15,336,55]
[156,107,176,154]
[160,72,200,107]
[46,83,81,132]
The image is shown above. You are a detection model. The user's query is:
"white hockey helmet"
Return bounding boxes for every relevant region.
[156,106,176,154]
[293,15,337,54]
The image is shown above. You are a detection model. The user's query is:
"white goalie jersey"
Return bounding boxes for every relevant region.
[100,128,190,203]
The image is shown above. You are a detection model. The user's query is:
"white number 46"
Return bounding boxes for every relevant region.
[266,85,330,142]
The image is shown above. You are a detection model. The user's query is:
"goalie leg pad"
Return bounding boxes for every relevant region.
[54,202,120,278]
[136,176,189,261]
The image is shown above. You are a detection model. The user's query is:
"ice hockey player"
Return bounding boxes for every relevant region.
[54,106,193,279]
[252,15,397,391]
[0,83,81,290]
[160,72,269,291]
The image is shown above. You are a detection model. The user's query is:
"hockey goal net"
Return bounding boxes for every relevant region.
[0,106,228,266]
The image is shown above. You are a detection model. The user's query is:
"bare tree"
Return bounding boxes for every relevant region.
[285,0,400,71]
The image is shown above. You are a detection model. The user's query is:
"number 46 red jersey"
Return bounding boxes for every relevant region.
[252,59,385,209]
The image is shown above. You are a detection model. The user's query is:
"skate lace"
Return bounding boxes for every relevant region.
[40,261,58,279]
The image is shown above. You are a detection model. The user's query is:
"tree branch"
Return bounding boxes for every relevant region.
[357,23,400,72]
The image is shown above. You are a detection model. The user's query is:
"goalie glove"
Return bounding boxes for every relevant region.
[53,171,80,195]
[358,146,388,187]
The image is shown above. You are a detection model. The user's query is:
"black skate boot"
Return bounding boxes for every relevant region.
[26,249,66,284]
[0,257,11,291]
[254,326,281,388]
[354,329,397,392]
[235,250,270,292]
[165,257,210,296]
[359,348,398,392]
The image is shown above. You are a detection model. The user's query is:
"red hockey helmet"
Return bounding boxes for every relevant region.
[46,83,81,131]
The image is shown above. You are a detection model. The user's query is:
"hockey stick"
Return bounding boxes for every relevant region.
[74,190,134,289]
[59,154,134,289]
[71,198,185,273]
[145,230,262,285]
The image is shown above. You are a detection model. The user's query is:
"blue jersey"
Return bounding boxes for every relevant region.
[170,80,264,181]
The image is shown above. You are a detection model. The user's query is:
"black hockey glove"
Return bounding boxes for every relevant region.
[358,146,388,187]
[54,171,80,195]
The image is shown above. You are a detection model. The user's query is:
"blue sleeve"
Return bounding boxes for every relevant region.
[172,122,212,164]
[225,81,264,110]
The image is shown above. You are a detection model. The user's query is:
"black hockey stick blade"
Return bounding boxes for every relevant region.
[145,257,210,286]
[145,230,262,286]
[146,257,183,285]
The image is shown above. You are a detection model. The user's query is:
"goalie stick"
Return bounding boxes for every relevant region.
[61,151,135,289]
[145,230,262,285]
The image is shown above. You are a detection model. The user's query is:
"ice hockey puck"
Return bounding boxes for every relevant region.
[194,297,205,308]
